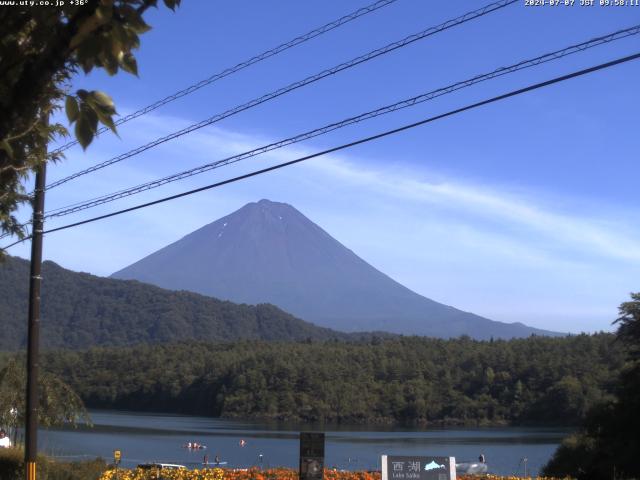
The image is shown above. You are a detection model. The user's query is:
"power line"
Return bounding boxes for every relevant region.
[50,0,401,155]
[2,237,29,250]
[2,50,634,249]
[42,24,640,219]
[44,0,516,191]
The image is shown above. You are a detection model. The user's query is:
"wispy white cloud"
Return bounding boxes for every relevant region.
[11,110,636,333]
[109,110,639,266]
[300,155,640,264]
[45,109,640,275]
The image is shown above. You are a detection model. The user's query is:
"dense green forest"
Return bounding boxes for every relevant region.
[542,293,640,479]
[0,256,352,349]
[31,334,622,426]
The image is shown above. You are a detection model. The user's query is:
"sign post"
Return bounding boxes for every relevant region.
[299,432,325,480]
[24,125,47,480]
[381,455,456,480]
[114,450,121,480]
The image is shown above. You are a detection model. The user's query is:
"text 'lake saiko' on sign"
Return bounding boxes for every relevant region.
[381,455,456,480]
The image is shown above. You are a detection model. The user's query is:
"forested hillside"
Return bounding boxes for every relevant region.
[39,334,622,426]
[0,256,350,350]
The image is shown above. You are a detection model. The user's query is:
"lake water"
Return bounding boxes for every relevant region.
[37,410,570,477]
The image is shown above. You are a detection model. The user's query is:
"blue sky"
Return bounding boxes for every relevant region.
[7,0,640,333]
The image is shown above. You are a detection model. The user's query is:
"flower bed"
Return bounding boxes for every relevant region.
[98,467,570,480]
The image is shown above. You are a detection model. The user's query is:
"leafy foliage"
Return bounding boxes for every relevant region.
[0,448,107,480]
[542,292,640,479]
[0,0,181,250]
[0,357,90,432]
[33,333,623,426]
[614,291,640,360]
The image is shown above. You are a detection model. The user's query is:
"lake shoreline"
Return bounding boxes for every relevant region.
[38,410,569,477]
[80,406,576,430]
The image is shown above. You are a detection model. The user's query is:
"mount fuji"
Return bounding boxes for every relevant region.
[112,199,560,339]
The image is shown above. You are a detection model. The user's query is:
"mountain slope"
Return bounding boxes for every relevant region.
[0,255,349,350]
[112,199,560,339]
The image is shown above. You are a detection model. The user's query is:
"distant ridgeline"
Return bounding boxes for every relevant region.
[0,255,355,350]
[38,335,623,426]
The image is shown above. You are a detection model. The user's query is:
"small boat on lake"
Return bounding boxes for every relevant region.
[182,442,207,450]
[138,463,187,471]
[203,455,227,467]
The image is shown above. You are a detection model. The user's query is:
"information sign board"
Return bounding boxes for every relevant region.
[381,455,456,480]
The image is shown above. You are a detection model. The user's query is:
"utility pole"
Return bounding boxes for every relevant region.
[25,116,47,480]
